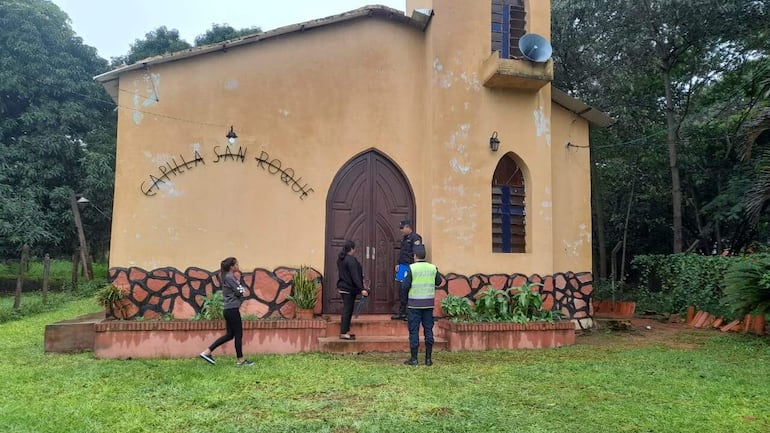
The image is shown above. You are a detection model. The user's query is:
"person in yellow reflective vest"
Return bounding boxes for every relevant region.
[400,244,442,366]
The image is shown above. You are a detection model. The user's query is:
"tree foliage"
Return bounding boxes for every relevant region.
[0,0,115,258]
[553,0,770,278]
[194,23,261,46]
[111,26,191,66]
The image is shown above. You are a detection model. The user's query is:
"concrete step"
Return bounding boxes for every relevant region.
[323,314,409,336]
[318,335,448,353]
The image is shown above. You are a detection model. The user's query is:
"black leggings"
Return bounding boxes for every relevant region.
[209,308,243,358]
[340,292,356,334]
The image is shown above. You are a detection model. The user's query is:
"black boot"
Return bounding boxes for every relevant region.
[404,347,418,365]
[391,305,407,321]
[425,345,433,366]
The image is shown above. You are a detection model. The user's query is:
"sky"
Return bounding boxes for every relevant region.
[52,0,406,60]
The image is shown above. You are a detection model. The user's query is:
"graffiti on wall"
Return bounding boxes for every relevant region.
[255,151,315,200]
[140,145,313,199]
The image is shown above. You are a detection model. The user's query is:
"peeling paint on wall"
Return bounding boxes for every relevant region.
[459,72,482,92]
[563,239,583,257]
[533,107,551,147]
[224,79,238,90]
[433,56,482,92]
[141,74,161,107]
[278,109,290,117]
[131,73,161,125]
[563,223,591,257]
[450,158,470,174]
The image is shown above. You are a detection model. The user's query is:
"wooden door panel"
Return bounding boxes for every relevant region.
[324,157,369,314]
[324,150,414,314]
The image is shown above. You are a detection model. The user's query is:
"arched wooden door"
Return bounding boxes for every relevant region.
[324,150,415,314]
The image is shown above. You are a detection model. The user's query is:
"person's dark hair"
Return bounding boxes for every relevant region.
[414,245,427,260]
[337,240,355,263]
[220,257,237,284]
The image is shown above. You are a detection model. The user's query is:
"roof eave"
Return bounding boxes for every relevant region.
[551,87,614,128]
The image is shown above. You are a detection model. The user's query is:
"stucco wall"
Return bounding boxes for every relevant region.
[418,0,563,275]
[112,18,428,271]
[551,104,592,272]
[109,0,592,279]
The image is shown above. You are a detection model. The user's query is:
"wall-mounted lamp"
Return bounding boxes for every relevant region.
[226,125,238,145]
[489,131,500,152]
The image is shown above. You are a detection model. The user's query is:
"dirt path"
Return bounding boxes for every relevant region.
[576,317,721,349]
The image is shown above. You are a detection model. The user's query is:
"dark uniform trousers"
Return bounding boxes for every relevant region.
[407,308,434,350]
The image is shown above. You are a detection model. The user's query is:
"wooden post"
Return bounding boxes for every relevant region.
[42,254,50,303]
[13,244,30,310]
[69,191,92,280]
[71,250,79,289]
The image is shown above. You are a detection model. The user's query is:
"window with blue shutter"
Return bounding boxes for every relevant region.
[492,154,526,253]
[491,0,527,59]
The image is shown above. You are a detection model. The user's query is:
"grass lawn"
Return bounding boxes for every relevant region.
[1,299,769,433]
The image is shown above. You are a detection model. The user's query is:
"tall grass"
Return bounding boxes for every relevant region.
[0,279,106,323]
[0,259,109,281]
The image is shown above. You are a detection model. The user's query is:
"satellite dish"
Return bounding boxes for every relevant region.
[518,34,552,63]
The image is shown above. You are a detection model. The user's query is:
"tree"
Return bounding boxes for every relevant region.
[552,0,770,284]
[111,26,191,66]
[0,0,116,258]
[194,23,261,46]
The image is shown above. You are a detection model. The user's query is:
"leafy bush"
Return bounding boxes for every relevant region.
[443,284,559,323]
[723,257,770,317]
[201,291,224,320]
[94,284,125,309]
[68,279,109,298]
[287,265,319,309]
[631,253,740,316]
[441,295,472,320]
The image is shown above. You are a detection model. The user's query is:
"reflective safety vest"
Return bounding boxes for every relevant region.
[407,261,437,309]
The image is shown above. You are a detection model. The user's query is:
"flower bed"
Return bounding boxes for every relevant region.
[436,320,576,351]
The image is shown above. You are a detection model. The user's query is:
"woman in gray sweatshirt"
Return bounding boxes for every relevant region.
[200,257,254,366]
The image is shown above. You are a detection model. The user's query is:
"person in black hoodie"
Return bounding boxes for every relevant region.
[336,240,368,340]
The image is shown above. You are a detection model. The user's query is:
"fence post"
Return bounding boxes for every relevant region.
[42,254,51,303]
[13,244,30,310]
[71,250,80,289]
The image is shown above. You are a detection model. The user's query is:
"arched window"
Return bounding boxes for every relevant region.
[492,0,527,59]
[492,153,526,253]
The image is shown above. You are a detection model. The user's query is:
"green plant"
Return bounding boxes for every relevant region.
[94,285,125,310]
[723,257,770,317]
[457,284,558,323]
[440,295,472,321]
[472,286,511,321]
[287,266,319,310]
[201,291,224,320]
[510,283,544,318]
[161,313,175,321]
[242,314,258,321]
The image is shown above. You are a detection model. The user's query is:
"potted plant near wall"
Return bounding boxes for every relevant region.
[287,265,320,319]
[95,284,128,319]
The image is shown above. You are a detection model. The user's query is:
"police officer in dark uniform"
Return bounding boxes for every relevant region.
[392,219,422,320]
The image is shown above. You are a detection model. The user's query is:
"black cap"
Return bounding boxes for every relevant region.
[399,219,411,228]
